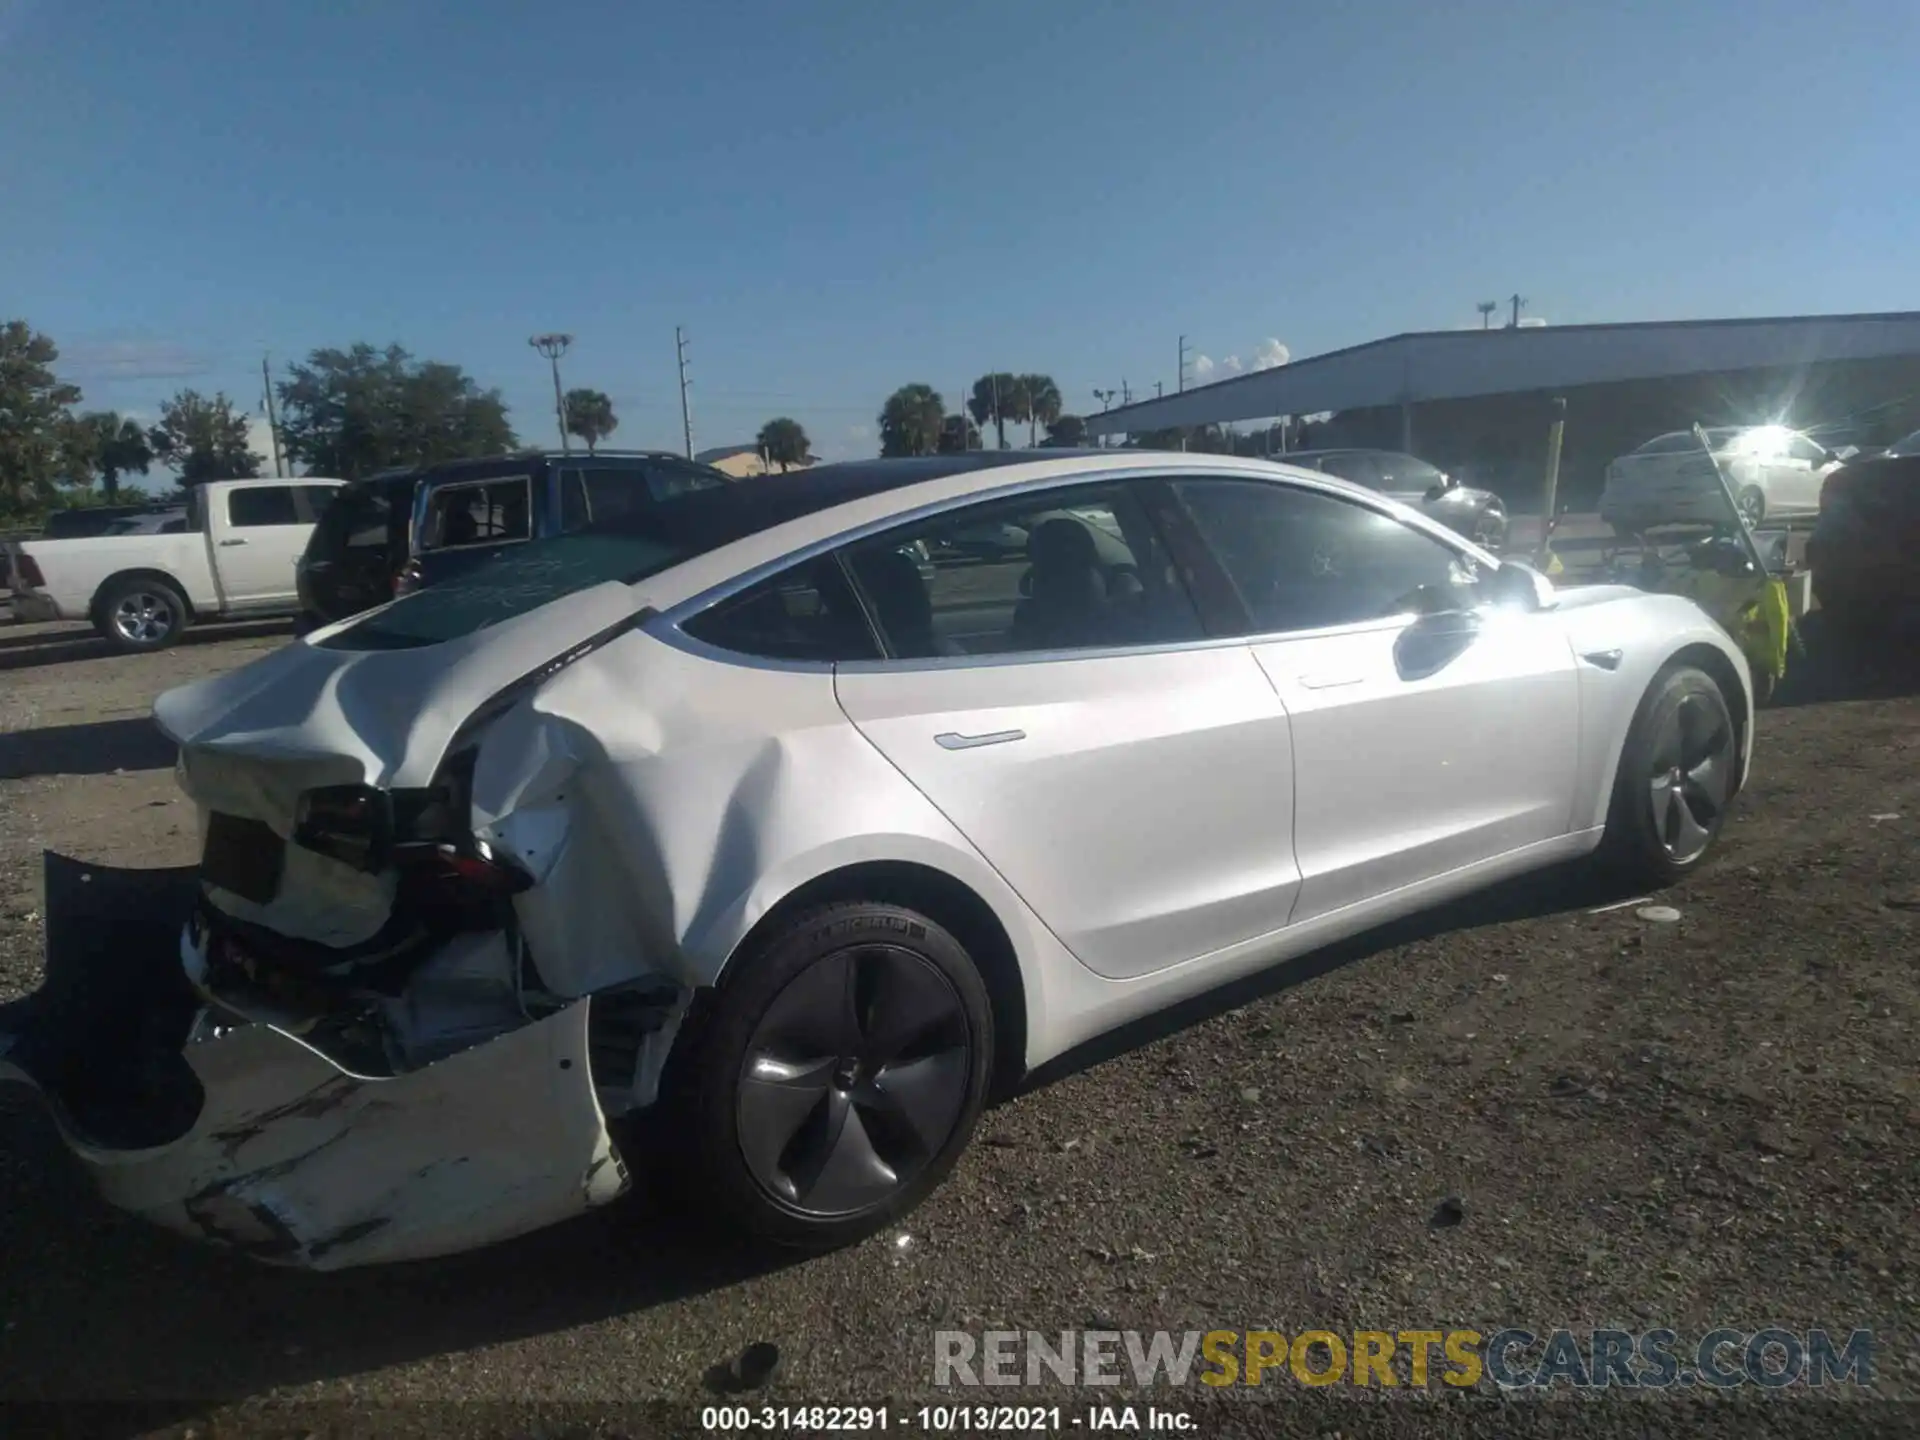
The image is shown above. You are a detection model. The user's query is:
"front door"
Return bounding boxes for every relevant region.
[832,477,1301,980]
[1167,476,1581,925]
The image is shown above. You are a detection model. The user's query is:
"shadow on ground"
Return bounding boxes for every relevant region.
[0,717,177,780]
[0,618,292,672]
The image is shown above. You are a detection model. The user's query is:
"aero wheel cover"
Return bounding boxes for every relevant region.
[736,945,972,1217]
[1646,690,1735,863]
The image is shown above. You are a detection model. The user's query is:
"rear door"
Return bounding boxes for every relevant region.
[1167,476,1580,925]
[831,476,1301,980]
[214,484,312,608]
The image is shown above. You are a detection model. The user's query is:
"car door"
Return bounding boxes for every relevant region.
[1780,434,1831,512]
[1167,476,1581,925]
[216,484,310,608]
[831,477,1302,981]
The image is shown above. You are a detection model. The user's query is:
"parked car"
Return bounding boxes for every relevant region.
[1805,437,1920,628]
[1,452,1753,1269]
[394,450,733,599]
[1600,426,1842,531]
[1282,449,1508,548]
[4,479,342,650]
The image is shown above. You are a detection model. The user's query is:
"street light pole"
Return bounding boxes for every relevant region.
[530,333,573,453]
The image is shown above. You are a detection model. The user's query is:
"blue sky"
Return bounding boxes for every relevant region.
[4,0,1915,468]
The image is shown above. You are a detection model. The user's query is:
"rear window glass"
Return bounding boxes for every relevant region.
[311,477,415,555]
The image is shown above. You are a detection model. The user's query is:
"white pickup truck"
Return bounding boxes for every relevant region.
[4,478,343,651]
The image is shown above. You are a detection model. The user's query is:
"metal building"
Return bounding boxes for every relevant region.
[1083,312,1920,508]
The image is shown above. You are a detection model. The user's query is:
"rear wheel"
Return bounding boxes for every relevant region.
[1736,486,1767,527]
[1599,665,1738,886]
[96,577,188,652]
[679,902,993,1250]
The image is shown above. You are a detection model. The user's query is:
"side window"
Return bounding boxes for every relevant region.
[1172,479,1485,635]
[645,460,728,500]
[1788,434,1829,464]
[297,485,339,521]
[419,478,531,550]
[227,486,300,527]
[838,481,1203,660]
[1392,456,1447,492]
[681,555,879,662]
[559,461,676,531]
[1314,454,1381,490]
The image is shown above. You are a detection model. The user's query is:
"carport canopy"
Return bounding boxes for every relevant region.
[1081,312,1920,437]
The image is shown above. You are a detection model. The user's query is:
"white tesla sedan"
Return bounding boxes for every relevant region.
[0,452,1754,1268]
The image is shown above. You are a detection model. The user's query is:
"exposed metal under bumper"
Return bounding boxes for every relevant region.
[0,853,629,1271]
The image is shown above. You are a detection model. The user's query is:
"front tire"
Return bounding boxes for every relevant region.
[679,902,994,1250]
[1599,665,1738,886]
[1736,486,1767,527]
[96,577,188,652]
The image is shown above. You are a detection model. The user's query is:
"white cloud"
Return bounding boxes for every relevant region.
[1251,338,1290,370]
[1190,353,1216,381]
[1191,339,1289,386]
[1219,355,1244,375]
[1517,316,1548,328]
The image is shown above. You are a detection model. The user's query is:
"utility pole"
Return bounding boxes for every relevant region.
[1178,335,1191,392]
[1155,381,1164,399]
[675,326,694,459]
[260,353,285,478]
[530,333,573,453]
[1509,294,1527,329]
[1122,379,1132,405]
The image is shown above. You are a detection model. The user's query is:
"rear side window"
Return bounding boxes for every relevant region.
[227,486,300,527]
[560,461,728,532]
[420,478,531,550]
[681,556,879,662]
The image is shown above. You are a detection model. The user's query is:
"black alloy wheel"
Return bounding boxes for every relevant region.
[679,902,994,1248]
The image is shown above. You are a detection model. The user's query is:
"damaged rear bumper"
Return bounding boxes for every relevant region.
[0,854,630,1271]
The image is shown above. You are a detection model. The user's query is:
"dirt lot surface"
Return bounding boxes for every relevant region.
[1,611,1917,1438]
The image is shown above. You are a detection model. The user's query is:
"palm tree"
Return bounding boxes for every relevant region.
[879,384,945,457]
[72,411,154,500]
[756,416,810,471]
[1019,374,1062,447]
[967,373,1021,449]
[563,388,618,454]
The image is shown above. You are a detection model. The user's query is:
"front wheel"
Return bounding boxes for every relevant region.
[678,902,994,1250]
[96,577,189,652]
[1736,486,1767,527]
[1598,665,1739,886]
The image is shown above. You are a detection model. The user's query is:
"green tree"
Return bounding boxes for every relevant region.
[277,343,518,480]
[0,319,83,516]
[879,384,945,457]
[1042,413,1087,447]
[1016,374,1063,447]
[563,388,618,454]
[756,416,811,471]
[150,390,260,482]
[937,413,981,454]
[967,372,1022,450]
[71,411,155,500]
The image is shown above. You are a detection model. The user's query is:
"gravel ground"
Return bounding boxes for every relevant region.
[0,611,1916,1439]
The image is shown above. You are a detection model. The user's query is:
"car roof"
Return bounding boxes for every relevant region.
[622,450,1397,613]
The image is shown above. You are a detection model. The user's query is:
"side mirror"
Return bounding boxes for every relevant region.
[1488,559,1557,612]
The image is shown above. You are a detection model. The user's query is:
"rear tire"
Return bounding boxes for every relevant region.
[1736,486,1766,527]
[677,902,994,1250]
[1598,665,1738,887]
[95,577,188,653]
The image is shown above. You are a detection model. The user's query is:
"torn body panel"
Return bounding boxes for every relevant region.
[0,855,627,1270]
